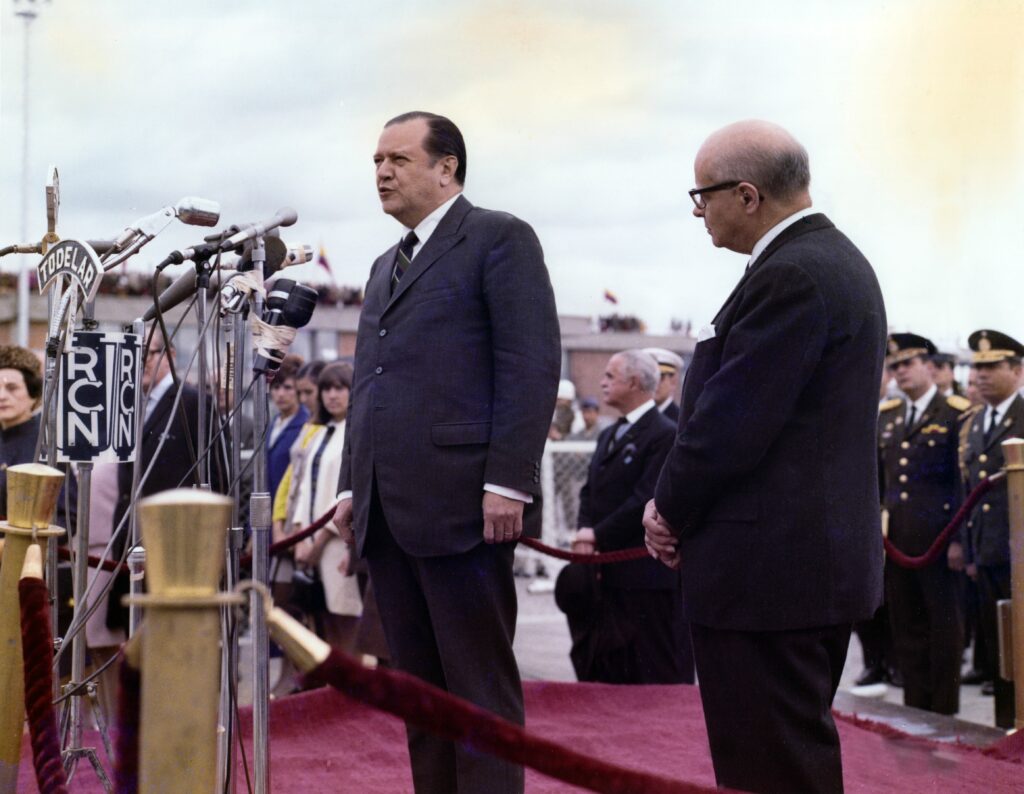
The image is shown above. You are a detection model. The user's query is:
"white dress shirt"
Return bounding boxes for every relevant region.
[985,392,1017,435]
[905,384,937,427]
[748,207,816,268]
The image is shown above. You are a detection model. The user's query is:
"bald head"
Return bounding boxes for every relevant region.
[697,120,811,207]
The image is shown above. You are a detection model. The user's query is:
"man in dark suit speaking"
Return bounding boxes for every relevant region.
[644,121,887,793]
[333,112,560,793]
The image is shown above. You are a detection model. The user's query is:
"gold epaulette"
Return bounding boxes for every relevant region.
[958,403,983,421]
[946,394,971,412]
[879,398,903,412]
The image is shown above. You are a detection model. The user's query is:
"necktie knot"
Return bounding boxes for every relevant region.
[391,231,419,293]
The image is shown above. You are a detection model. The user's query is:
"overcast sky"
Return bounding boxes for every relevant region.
[1,0,1021,350]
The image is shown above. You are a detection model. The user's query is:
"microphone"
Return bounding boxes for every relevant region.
[142,268,239,322]
[281,244,314,267]
[253,278,318,374]
[218,207,298,251]
[101,196,221,269]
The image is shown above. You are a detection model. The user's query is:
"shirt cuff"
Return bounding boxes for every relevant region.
[336,490,353,502]
[484,483,534,504]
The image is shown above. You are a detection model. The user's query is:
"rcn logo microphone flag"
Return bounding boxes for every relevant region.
[56,331,141,463]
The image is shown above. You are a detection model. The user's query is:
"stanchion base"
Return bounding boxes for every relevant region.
[63,746,112,793]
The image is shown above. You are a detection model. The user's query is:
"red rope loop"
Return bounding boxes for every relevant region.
[883,472,1003,570]
[518,536,649,564]
[19,576,70,794]
[307,647,730,794]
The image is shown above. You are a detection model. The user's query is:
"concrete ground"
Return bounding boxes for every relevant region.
[512,563,1008,748]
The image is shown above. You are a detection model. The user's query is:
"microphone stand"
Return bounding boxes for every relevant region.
[246,235,273,794]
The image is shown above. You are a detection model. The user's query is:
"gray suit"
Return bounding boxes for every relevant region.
[340,194,560,792]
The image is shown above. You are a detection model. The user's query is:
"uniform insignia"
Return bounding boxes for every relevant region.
[879,398,902,412]
[978,334,991,352]
[946,395,970,412]
[887,339,899,355]
[921,424,948,434]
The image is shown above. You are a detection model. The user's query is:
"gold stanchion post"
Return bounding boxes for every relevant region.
[1002,438,1024,730]
[0,463,65,794]
[127,489,233,794]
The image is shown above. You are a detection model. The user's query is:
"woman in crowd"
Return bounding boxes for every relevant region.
[292,362,362,650]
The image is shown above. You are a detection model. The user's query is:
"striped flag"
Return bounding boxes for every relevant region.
[603,289,619,305]
[317,244,333,276]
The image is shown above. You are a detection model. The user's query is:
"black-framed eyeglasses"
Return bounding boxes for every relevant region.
[687,181,741,209]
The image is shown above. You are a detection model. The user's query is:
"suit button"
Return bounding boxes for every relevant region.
[979,470,987,478]
[533,476,540,483]
[375,366,383,375]
[982,503,991,512]
[379,329,388,337]
[928,440,935,447]
[899,457,908,466]
[900,441,910,449]
[900,492,909,501]
[899,474,908,483]
[944,503,950,511]
[979,454,988,463]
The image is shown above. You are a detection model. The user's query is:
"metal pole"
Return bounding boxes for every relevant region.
[248,237,271,793]
[1001,438,1024,729]
[67,462,91,752]
[128,318,147,636]
[15,3,37,348]
[195,273,210,488]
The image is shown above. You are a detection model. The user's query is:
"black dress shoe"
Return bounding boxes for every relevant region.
[855,666,886,686]
[885,667,904,688]
[981,680,996,696]
[961,668,991,685]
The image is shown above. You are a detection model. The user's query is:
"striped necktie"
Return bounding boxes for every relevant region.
[391,230,419,293]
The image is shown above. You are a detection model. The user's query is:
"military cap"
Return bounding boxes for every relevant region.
[643,347,684,375]
[885,333,937,367]
[580,397,600,410]
[931,352,958,368]
[968,329,1024,364]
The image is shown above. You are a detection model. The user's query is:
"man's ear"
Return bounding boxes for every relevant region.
[438,155,459,187]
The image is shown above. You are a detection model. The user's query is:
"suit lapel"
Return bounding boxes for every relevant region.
[600,407,655,463]
[712,213,833,325]
[385,195,471,312]
[904,391,941,441]
[144,388,175,437]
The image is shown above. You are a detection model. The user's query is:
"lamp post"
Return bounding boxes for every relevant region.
[13,0,49,348]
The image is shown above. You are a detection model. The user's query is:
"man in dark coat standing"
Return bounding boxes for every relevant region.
[645,120,887,793]
[960,328,1024,728]
[570,349,693,684]
[334,111,560,793]
[878,333,969,715]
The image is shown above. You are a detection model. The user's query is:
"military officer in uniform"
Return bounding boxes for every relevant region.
[878,333,970,714]
[932,352,964,397]
[960,329,1024,729]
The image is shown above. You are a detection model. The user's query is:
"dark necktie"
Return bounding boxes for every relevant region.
[307,424,337,511]
[606,418,629,454]
[391,230,419,293]
[985,409,1000,443]
[906,405,917,432]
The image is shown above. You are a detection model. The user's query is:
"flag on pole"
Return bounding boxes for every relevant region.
[603,289,619,305]
[317,244,333,276]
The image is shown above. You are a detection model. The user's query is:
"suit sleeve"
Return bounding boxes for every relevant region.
[655,262,828,535]
[593,428,673,551]
[482,216,562,495]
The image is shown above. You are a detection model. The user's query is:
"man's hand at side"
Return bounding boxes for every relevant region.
[332,497,354,543]
[483,492,524,544]
[643,498,681,570]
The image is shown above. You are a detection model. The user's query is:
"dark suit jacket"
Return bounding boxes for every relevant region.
[661,401,680,424]
[109,381,226,629]
[578,405,679,590]
[654,213,887,631]
[267,405,308,498]
[878,392,964,557]
[340,195,561,558]
[961,393,1024,566]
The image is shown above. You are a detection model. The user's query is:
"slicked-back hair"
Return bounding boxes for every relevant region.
[386,111,467,185]
[315,361,354,425]
[714,140,810,202]
[617,349,660,396]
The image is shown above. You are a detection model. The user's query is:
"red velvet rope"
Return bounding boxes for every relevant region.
[883,472,1003,570]
[18,576,70,794]
[114,656,140,794]
[307,648,729,794]
[57,545,128,574]
[518,536,650,564]
[240,504,339,566]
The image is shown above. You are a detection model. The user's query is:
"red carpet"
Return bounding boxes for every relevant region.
[18,682,1023,792]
